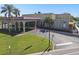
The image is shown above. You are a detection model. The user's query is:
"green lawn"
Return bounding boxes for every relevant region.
[0,33,10,54]
[0,32,52,55]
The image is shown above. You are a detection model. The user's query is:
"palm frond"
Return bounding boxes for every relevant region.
[1,4,20,17]
[1,9,7,13]
[1,7,6,10]
[13,8,20,16]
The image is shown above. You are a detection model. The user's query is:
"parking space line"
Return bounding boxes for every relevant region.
[56,42,73,46]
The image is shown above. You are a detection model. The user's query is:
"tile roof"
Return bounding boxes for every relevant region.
[23,16,40,20]
[2,16,40,20]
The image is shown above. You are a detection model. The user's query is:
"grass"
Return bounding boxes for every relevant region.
[0,33,10,54]
[0,32,52,55]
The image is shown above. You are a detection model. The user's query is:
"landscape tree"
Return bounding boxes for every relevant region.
[13,8,20,17]
[44,16,53,50]
[1,4,15,17]
[1,4,14,32]
[38,11,41,14]
[13,8,20,31]
[71,16,79,21]
[1,4,20,32]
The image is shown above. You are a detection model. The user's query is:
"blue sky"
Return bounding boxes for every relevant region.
[0,4,79,17]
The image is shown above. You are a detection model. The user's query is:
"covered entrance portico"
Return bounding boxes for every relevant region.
[14,21,37,32]
[2,17,40,33]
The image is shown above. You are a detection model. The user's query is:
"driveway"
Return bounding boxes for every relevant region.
[30,29,79,49]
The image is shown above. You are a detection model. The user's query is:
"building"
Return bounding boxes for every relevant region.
[1,13,75,32]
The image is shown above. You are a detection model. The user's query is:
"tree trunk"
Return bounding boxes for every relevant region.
[8,12,11,32]
[35,21,37,31]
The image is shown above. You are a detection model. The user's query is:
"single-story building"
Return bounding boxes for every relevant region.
[1,13,75,32]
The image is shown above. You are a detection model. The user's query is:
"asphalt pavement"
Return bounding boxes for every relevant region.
[29,29,79,55]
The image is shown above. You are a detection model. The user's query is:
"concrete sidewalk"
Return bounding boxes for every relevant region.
[29,46,79,55]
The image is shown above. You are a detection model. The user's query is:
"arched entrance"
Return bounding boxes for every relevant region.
[25,22,30,31]
[20,22,23,32]
[15,22,19,32]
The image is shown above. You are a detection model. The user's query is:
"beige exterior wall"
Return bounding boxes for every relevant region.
[23,14,55,20]
[53,14,71,30]
[1,13,73,32]
[23,13,72,31]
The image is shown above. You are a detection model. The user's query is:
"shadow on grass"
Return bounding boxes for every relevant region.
[0,29,33,36]
[20,45,32,54]
[24,45,32,51]
[0,29,21,36]
[41,46,52,55]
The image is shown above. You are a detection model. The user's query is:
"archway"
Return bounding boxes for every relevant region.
[15,22,19,31]
[20,22,23,32]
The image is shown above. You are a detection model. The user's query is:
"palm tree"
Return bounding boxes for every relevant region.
[44,16,53,50]
[13,8,20,17]
[1,4,15,32]
[13,8,20,31]
[38,11,41,14]
[1,4,20,32]
[1,4,14,17]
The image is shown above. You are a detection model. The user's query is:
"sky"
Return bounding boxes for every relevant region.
[0,4,79,17]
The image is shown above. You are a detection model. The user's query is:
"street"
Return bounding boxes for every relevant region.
[30,29,79,55]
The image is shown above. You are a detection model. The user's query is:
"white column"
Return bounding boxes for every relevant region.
[5,23,7,29]
[35,21,37,31]
[35,21,36,29]
[10,23,13,30]
[23,22,25,32]
[5,24,7,29]
[3,23,5,29]
[8,22,10,32]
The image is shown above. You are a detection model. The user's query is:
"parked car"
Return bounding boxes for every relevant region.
[45,30,48,32]
[40,29,45,33]
[40,29,48,32]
